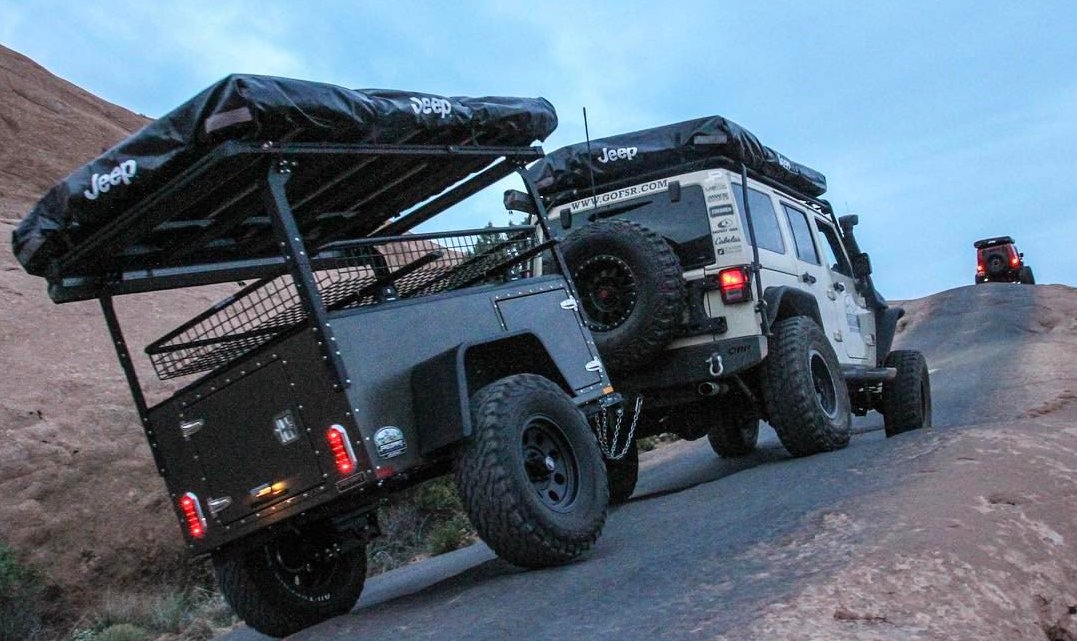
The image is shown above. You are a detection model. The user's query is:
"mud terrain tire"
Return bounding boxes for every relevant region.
[604,439,639,504]
[213,533,366,637]
[561,220,685,372]
[1018,266,1035,284]
[763,316,852,457]
[882,350,932,437]
[706,402,761,458]
[455,374,608,568]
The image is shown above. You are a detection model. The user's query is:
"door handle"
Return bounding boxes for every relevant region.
[801,272,817,284]
[833,282,846,292]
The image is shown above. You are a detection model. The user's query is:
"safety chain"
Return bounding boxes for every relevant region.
[594,395,644,460]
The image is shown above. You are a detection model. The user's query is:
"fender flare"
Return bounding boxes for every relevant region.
[410,331,572,456]
[763,286,824,329]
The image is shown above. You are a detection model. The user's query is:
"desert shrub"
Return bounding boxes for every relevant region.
[76,583,236,641]
[94,624,148,641]
[367,477,476,574]
[0,541,43,641]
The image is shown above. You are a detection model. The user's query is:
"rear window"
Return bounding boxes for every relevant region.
[553,184,715,270]
[731,184,785,254]
[782,204,819,264]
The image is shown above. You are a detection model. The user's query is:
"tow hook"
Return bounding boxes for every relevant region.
[707,353,724,377]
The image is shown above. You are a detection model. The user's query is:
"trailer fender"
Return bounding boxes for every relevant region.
[411,331,571,456]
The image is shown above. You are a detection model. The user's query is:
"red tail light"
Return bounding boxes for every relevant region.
[326,425,358,476]
[1010,256,1020,267]
[179,492,206,539]
[976,262,985,274]
[717,267,751,304]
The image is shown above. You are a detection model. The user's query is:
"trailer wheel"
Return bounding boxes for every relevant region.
[561,220,685,372]
[213,531,366,637]
[882,350,932,437]
[456,374,608,567]
[604,438,639,504]
[763,316,852,457]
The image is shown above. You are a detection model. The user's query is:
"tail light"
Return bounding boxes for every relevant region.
[179,492,206,539]
[717,266,751,304]
[1010,255,1020,268]
[976,262,985,274]
[326,425,358,476]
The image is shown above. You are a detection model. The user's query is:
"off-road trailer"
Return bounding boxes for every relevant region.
[13,77,619,637]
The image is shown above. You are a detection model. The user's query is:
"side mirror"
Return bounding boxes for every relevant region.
[560,209,573,230]
[851,252,872,278]
[502,189,537,216]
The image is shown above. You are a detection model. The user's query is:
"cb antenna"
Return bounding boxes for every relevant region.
[583,107,599,209]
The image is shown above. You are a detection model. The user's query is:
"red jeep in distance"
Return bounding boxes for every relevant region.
[974,236,1035,284]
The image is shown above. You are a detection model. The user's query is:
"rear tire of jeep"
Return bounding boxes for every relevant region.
[455,374,608,568]
[706,404,760,458]
[763,316,852,457]
[213,533,366,638]
[604,439,639,504]
[1018,266,1035,285]
[561,220,685,372]
[882,350,932,437]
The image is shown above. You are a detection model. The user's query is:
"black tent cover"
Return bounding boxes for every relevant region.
[12,74,557,276]
[526,115,826,206]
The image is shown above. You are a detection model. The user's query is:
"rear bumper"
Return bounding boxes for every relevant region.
[616,335,765,391]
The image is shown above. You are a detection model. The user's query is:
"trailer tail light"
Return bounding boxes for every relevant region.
[179,492,206,539]
[717,267,751,304]
[326,425,357,476]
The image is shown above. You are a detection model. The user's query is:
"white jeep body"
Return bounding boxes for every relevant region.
[545,167,876,372]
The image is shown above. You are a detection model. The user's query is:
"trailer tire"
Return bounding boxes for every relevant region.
[604,439,639,504]
[763,316,852,457]
[456,374,608,567]
[213,532,366,637]
[561,220,685,372]
[882,350,932,437]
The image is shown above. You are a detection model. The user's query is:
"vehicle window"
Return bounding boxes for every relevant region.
[731,184,785,254]
[782,204,819,264]
[553,184,715,270]
[815,219,851,276]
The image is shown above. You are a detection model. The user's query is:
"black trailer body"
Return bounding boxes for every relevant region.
[148,270,607,555]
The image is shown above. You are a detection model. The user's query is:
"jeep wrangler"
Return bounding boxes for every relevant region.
[974,236,1034,284]
[13,76,621,636]
[520,115,932,502]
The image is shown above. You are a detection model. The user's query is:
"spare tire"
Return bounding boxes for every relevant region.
[561,220,685,372]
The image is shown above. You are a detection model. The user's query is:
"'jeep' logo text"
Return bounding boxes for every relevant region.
[410,96,452,118]
[83,159,137,201]
[597,146,638,163]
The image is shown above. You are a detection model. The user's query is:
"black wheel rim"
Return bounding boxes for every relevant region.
[266,532,343,600]
[572,254,639,331]
[521,416,579,513]
[808,349,838,418]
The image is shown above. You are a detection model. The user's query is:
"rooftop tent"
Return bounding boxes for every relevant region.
[526,114,826,206]
[12,74,557,291]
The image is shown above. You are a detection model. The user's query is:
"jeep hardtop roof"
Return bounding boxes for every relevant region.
[973,236,1016,249]
[526,115,827,207]
[12,74,557,302]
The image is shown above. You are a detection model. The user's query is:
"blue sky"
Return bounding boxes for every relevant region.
[2,1,1074,298]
